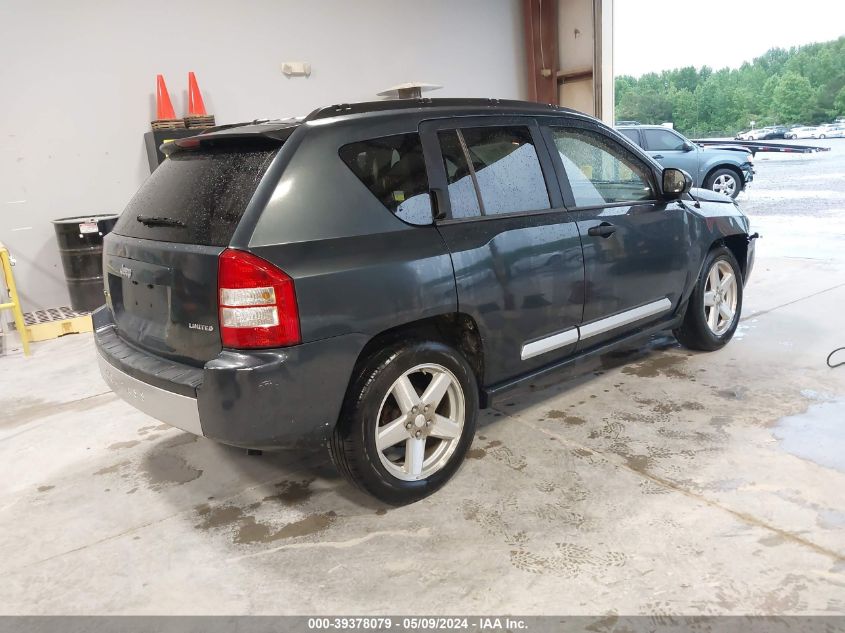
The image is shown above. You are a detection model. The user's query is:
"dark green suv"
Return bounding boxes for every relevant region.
[95,99,755,503]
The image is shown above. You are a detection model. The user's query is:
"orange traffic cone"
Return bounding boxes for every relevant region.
[156,74,176,119]
[187,71,207,116]
[184,71,215,129]
[151,75,184,130]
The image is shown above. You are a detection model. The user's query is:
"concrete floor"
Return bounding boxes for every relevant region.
[2,149,845,614]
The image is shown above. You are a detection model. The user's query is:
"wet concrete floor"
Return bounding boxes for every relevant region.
[1,145,844,613]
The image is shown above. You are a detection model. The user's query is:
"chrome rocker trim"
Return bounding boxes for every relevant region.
[521,298,672,361]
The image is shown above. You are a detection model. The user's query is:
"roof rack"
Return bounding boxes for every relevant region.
[304,98,574,122]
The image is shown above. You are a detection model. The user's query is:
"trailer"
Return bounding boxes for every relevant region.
[691,139,831,156]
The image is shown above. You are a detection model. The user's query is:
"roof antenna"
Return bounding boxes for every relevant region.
[377,82,443,100]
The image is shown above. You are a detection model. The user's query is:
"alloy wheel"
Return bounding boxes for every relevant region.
[703,260,738,336]
[374,363,466,481]
[712,174,737,197]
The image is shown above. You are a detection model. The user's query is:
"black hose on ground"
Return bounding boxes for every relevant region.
[827,347,845,368]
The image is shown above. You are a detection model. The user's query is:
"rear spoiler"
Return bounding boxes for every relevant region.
[161,119,301,157]
[691,139,831,156]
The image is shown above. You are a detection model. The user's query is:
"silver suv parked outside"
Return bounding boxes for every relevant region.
[618,125,754,199]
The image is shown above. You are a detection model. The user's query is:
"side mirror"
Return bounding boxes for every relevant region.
[682,142,695,152]
[662,168,693,199]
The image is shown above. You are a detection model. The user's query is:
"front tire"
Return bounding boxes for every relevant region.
[674,246,743,351]
[705,168,742,199]
[330,340,479,505]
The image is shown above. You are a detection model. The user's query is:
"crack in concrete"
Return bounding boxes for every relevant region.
[225,527,432,562]
[508,411,845,565]
[742,281,845,322]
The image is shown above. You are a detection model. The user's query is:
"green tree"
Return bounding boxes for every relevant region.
[835,85,845,115]
[614,36,845,135]
[615,75,637,107]
[772,72,815,123]
[669,88,698,134]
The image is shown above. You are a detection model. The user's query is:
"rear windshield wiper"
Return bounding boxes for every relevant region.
[136,215,186,228]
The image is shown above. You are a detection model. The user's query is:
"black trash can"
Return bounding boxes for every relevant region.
[52,214,119,312]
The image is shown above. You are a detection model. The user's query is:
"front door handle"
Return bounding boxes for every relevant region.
[652,154,665,159]
[587,222,616,238]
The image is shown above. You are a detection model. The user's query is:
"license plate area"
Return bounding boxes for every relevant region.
[120,278,169,321]
[105,255,174,324]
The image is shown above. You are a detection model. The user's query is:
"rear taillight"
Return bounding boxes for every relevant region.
[217,249,300,349]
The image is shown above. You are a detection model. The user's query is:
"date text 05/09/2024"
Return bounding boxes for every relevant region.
[306,617,528,631]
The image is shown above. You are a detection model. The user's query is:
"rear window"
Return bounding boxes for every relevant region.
[113,144,279,246]
[339,133,432,226]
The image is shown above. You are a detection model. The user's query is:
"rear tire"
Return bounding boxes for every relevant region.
[705,168,742,199]
[674,246,743,351]
[329,340,478,505]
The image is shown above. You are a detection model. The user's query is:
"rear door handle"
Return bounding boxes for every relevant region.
[587,222,616,238]
[652,154,665,159]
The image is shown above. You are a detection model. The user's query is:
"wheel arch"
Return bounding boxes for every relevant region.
[704,163,745,187]
[708,234,749,281]
[346,313,487,409]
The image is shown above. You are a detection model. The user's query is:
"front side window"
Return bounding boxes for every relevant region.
[339,133,432,225]
[643,128,686,151]
[550,127,655,207]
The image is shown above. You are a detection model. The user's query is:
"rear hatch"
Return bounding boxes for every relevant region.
[104,131,288,366]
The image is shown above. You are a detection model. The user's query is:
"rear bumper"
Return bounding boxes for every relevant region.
[97,353,203,435]
[93,307,367,449]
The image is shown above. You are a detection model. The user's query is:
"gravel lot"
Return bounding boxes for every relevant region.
[741,138,845,218]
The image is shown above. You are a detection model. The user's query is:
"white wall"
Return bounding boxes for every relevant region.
[0,0,525,312]
[558,0,594,75]
[557,0,595,117]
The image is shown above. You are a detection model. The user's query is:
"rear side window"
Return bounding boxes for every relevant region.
[459,126,550,216]
[339,133,432,225]
[618,128,641,146]
[113,145,279,246]
[437,130,482,219]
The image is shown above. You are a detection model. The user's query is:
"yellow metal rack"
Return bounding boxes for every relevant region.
[24,307,92,342]
[0,242,31,356]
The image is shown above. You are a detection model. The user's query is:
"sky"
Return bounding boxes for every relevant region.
[614,0,845,78]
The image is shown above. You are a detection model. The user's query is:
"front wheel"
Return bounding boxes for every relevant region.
[674,246,743,351]
[330,340,478,505]
[705,168,742,199]
[819,133,827,139]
